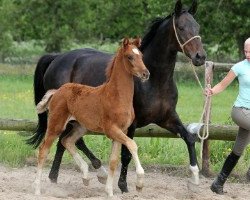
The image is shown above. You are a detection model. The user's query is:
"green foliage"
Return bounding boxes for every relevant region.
[0,0,248,61]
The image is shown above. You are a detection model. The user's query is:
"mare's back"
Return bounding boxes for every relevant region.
[43,48,113,90]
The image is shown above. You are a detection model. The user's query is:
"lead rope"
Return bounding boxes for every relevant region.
[173,16,211,160]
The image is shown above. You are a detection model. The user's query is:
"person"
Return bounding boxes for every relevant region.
[205,37,250,194]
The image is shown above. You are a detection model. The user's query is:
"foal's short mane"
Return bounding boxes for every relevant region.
[105,56,116,82]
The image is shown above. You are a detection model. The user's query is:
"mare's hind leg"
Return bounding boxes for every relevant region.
[75,133,107,184]
[108,126,144,192]
[49,124,73,183]
[105,141,121,197]
[61,124,90,185]
[159,114,199,185]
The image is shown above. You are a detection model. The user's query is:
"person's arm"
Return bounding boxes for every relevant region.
[206,70,236,96]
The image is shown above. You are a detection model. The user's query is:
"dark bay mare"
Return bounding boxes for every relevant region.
[28,0,206,193]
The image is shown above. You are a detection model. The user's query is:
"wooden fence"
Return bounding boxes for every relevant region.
[0,61,236,176]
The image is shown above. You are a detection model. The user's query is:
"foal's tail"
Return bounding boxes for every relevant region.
[26,54,58,148]
[37,90,57,114]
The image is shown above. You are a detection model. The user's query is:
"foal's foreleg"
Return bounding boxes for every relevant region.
[61,125,89,185]
[105,141,121,197]
[109,126,144,192]
[118,125,135,193]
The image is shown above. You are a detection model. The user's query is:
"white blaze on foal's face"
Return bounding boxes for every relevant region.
[132,48,140,55]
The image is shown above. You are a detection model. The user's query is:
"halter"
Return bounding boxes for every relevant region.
[173,15,211,160]
[173,15,201,55]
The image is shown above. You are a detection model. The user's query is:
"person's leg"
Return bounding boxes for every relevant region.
[211,107,250,194]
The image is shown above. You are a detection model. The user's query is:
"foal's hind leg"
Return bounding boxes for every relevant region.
[49,123,106,184]
[61,124,90,185]
[105,141,121,197]
[34,115,69,195]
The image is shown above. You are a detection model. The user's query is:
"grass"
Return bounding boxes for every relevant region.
[0,64,249,176]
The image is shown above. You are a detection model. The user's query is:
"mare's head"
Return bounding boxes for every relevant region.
[173,0,206,66]
[121,38,150,81]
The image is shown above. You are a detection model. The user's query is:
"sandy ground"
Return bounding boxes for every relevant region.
[0,164,249,200]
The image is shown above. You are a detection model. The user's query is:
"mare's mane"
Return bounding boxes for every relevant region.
[140,9,189,51]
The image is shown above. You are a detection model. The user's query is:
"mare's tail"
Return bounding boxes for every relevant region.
[36,89,57,113]
[26,54,58,148]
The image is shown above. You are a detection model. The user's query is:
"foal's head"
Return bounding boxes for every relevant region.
[121,38,150,81]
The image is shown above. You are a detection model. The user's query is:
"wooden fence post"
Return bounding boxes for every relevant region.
[201,61,214,176]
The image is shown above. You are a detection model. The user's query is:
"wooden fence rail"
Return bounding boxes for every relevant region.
[0,118,237,141]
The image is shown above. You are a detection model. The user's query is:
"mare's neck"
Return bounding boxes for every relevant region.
[106,53,134,103]
[141,23,178,83]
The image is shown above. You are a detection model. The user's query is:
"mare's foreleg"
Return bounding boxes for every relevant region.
[61,125,89,185]
[105,141,121,197]
[118,125,135,193]
[159,115,199,185]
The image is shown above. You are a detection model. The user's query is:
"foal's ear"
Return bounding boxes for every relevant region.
[174,0,182,16]
[133,37,141,48]
[123,38,130,49]
[188,0,198,15]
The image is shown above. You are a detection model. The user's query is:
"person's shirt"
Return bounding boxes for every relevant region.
[231,59,250,109]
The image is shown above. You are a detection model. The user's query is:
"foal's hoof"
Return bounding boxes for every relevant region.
[187,179,201,193]
[136,185,143,192]
[136,174,144,192]
[97,166,108,184]
[82,178,90,186]
[97,176,107,184]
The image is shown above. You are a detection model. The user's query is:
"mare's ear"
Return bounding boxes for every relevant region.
[175,0,182,16]
[133,37,141,48]
[123,38,130,49]
[188,0,198,15]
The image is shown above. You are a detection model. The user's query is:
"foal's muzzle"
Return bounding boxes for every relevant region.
[140,70,150,82]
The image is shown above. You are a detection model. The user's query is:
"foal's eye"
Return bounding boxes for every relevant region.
[127,55,134,61]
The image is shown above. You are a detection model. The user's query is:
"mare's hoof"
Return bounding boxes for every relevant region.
[97,176,107,184]
[210,182,224,195]
[49,178,58,184]
[82,178,90,186]
[118,181,129,193]
[48,174,58,183]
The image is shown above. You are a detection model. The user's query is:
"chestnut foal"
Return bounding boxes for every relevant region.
[34,38,150,197]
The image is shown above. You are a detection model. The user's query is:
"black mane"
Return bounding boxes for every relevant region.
[140,16,169,51]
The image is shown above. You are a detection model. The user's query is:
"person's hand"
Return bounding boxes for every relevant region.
[204,88,213,96]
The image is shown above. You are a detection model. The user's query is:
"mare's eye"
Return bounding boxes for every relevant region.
[178,26,184,31]
[127,55,134,61]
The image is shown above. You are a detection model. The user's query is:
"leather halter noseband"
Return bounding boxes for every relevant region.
[173,16,201,54]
